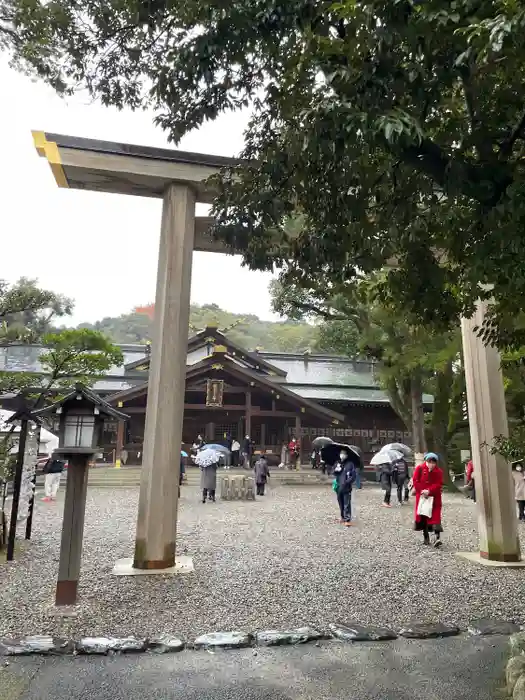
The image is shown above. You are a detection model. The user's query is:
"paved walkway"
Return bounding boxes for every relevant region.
[3,636,508,700]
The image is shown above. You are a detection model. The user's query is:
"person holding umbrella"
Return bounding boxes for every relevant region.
[392,457,410,505]
[370,449,404,507]
[199,443,231,469]
[195,448,220,503]
[382,444,413,501]
[332,446,358,526]
[379,460,394,507]
[314,436,334,475]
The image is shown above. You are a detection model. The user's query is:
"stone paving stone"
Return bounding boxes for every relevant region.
[193,631,253,650]
[468,619,520,636]
[329,623,397,642]
[398,623,460,639]
[148,635,185,654]
[255,627,324,646]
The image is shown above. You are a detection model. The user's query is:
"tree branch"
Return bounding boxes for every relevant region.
[459,69,478,132]
[501,109,525,158]
[458,67,495,163]
[285,300,349,321]
[401,138,511,206]
[383,376,411,429]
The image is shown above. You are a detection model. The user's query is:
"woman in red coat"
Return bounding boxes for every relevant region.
[412,452,443,547]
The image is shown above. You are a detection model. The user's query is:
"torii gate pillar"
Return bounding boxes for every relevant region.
[32,131,236,570]
[460,300,521,564]
[133,184,195,568]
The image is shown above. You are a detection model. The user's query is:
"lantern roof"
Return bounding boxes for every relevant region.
[33,383,129,421]
[5,407,43,426]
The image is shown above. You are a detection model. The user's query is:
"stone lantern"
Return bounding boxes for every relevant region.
[34,384,128,606]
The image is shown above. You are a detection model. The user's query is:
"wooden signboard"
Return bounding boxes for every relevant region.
[206,379,224,407]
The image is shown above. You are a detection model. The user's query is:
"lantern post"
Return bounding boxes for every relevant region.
[34,384,128,605]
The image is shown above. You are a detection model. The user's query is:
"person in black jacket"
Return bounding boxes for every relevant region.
[333,449,357,526]
[42,454,66,501]
[392,458,410,505]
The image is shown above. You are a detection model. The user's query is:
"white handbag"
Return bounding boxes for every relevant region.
[417,495,434,518]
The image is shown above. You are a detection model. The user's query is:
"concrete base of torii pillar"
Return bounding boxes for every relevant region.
[457,299,522,566]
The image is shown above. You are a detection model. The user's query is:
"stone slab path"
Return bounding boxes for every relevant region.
[2,636,508,700]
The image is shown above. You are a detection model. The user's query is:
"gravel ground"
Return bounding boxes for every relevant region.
[1,484,524,640]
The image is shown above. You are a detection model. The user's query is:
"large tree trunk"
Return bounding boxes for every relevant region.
[427,359,463,489]
[384,376,412,428]
[410,373,427,455]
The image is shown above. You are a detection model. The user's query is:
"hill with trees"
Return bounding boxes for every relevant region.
[78,303,319,353]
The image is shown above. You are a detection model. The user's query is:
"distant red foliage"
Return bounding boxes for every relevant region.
[134,304,155,320]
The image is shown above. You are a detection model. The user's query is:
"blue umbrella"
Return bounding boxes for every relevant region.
[199,443,230,455]
[181,450,188,458]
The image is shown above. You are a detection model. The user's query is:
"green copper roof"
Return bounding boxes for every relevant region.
[289,385,434,404]
[265,357,377,387]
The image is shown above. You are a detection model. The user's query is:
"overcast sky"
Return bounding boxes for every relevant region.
[0,58,277,326]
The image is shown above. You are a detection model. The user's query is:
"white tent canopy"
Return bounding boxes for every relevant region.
[0,409,59,455]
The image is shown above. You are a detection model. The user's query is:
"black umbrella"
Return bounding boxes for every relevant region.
[312,436,333,449]
[321,443,362,467]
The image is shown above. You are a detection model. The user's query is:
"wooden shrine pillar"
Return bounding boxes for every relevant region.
[205,422,215,443]
[295,415,302,469]
[245,391,252,439]
[115,420,125,469]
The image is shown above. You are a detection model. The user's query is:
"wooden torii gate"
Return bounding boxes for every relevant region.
[32,130,521,568]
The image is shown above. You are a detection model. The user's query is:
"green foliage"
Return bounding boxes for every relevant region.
[0,329,123,404]
[36,329,123,398]
[0,277,74,395]
[317,320,360,358]
[492,344,525,460]
[0,433,15,484]
[80,302,319,353]
[491,427,525,463]
[0,277,122,399]
[0,288,122,541]
[0,277,72,343]
[5,1,525,343]
[271,271,465,464]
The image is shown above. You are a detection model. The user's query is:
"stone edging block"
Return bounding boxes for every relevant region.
[0,618,522,658]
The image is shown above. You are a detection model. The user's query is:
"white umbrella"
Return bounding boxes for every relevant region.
[194,448,220,468]
[0,409,58,453]
[370,449,404,466]
[381,443,412,457]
